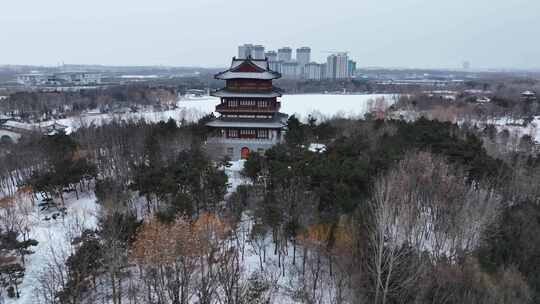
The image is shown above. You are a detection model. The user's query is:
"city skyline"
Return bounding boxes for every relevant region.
[237,44,356,80]
[2,0,540,70]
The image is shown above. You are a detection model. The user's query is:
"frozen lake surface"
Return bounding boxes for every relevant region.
[178,93,398,121]
[15,94,397,134]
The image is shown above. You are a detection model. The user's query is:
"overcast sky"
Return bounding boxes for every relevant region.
[2,0,539,69]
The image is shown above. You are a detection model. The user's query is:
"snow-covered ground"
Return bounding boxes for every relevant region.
[308,143,327,153]
[224,160,251,196]
[490,116,540,144]
[3,191,99,304]
[457,115,540,144]
[36,105,210,134]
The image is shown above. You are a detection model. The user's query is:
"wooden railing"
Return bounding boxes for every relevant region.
[216,102,281,113]
[206,137,280,144]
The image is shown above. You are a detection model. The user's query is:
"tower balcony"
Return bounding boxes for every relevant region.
[206,136,281,145]
[216,102,281,113]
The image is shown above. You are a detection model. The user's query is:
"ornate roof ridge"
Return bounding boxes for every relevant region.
[214,57,281,80]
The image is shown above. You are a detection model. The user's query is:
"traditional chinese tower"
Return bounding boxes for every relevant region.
[206,56,288,160]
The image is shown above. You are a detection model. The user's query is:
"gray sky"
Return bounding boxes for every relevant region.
[2,0,539,69]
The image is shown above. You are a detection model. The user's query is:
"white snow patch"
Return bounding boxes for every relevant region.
[459,115,540,144]
[224,160,250,195]
[308,143,327,153]
[3,191,100,304]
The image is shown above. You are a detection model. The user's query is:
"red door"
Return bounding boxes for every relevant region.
[241,147,250,159]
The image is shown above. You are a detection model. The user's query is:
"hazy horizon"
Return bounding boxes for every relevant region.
[2,0,539,70]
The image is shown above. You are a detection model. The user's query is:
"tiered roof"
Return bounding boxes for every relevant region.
[211,87,282,98]
[206,56,286,131]
[206,114,288,129]
[215,57,281,80]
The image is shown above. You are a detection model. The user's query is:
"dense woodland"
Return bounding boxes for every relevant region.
[0,109,538,303]
[244,115,540,302]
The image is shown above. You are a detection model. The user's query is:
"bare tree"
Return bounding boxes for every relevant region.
[35,241,71,304]
[365,151,501,304]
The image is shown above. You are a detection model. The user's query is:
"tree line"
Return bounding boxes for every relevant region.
[1,85,177,121]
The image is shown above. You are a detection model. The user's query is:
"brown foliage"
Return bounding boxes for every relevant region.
[131,216,202,265]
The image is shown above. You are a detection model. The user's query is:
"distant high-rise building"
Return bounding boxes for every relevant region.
[304,62,322,80]
[296,47,311,78]
[238,44,253,59]
[238,44,265,59]
[269,61,282,73]
[326,53,349,80]
[348,60,357,78]
[278,47,293,62]
[252,45,265,59]
[240,45,355,80]
[265,51,277,62]
[281,61,299,79]
[320,63,327,79]
[296,47,311,65]
[462,61,471,70]
[326,56,336,79]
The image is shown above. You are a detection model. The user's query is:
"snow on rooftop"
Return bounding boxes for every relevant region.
[230,58,269,70]
[216,71,279,80]
[211,89,282,98]
[308,143,327,153]
[2,120,37,131]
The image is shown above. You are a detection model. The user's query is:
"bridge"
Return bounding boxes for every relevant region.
[0,120,68,144]
[0,129,22,144]
[0,120,36,144]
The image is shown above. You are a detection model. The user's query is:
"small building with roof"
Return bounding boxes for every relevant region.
[521,91,537,102]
